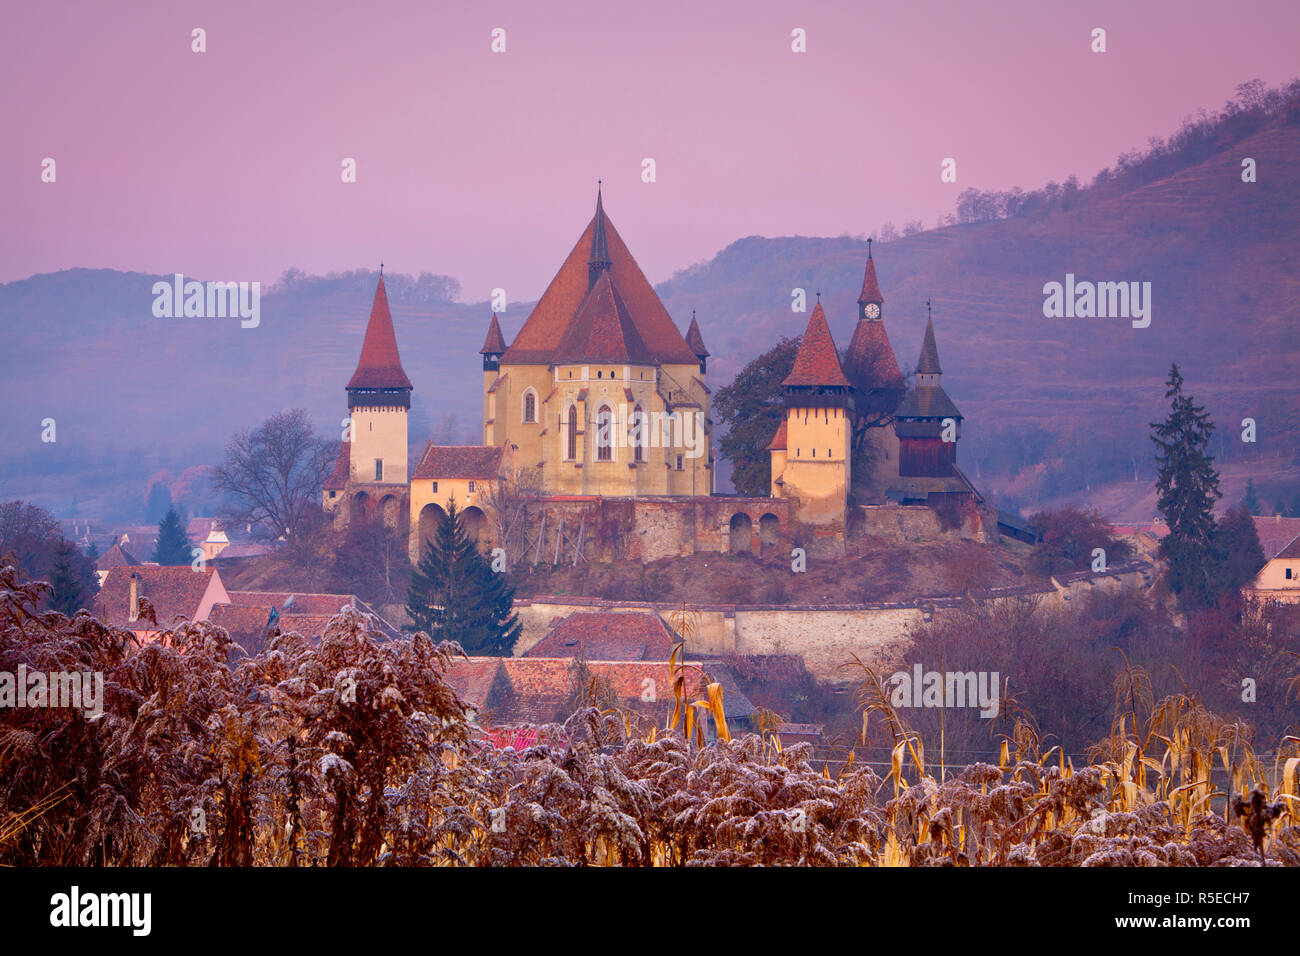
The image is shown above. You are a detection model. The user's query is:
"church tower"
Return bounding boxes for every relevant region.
[335,274,412,524]
[842,243,905,502]
[479,313,507,445]
[769,299,854,525]
[895,304,962,478]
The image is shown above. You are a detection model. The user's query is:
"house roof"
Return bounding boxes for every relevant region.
[413,443,505,481]
[1253,516,1300,560]
[685,313,709,357]
[226,590,357,615]
[346,276,412,390]
[782,303,852,389]
[479,313,508,355]
[94,566,220,629]
[766,419,788,452]
[323,441,350,491]
[445,657,750,727]
[522,611,675,660]
[552,270,656,365]
[917,315,942,375]
[500,194,698,366]
[95,542,140,572]
[1275,533,1300,560]
[843,318,904,395]
[208,603,273,654]
[895,385,962,420]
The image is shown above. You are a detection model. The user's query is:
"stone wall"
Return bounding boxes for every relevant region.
[512,562,1153,684]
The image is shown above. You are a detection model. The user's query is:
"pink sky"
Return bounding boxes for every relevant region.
[4,0,1297,301]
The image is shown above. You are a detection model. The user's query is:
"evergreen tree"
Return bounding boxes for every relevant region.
[152,506,194,566]
[145,482,173,524]
[1150,364,1222,604]
[47,538,93,615]
[1242,478,1262,516]
[85,541,100,562]
[405,499,520,655]
[1211,505,1266,600]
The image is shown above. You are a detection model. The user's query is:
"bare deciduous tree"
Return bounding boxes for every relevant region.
[212,409,335,543]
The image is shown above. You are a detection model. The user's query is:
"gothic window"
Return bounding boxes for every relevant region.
[567,405,578,460]
[596,405,613,461]
[631,404,645,462]
[522,389,537,423]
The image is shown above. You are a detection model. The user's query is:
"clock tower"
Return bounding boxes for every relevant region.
[857,237,884,321]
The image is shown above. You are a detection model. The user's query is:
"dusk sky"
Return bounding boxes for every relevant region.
[5,0,1298,301]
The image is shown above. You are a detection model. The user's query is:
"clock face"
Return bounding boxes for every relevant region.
[863,303,881,319]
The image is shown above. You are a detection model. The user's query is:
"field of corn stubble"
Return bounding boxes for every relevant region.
[1,564,1297,866]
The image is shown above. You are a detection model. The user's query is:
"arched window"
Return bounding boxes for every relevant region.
[522,389,537,423]
[631,404,645,462]
[596,405,613,461]
[567,405,578,460]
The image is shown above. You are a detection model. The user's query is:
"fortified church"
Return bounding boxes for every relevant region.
[323,189,988,563]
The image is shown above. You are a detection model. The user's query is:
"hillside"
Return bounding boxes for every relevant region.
[3,102,1297,523]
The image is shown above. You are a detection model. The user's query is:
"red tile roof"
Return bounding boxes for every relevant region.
[209,603,273,653]
[1253,516,1300,560]
[95,542,140,572]
[346,276,412,390]
[479,313,508,354]
[1275,533,1300,560]
[844,317,903,394]
[766,419,788,452]
[522,611,675,660]
[226,590,357,615]
[552,270,655,365]
[323,441,350,491]
[94,566,219,629]
[413,443,504,480]
[783,303,852,388]
[858,253,883,303]
[500,198,698,366]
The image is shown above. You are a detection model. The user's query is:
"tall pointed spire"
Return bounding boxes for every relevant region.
[588,181,612,290]
[858,244,883,307]
[347,275,412,392]
[917,304,942,376]
[479,313,508,355]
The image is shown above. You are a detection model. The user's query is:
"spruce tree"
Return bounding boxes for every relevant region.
[1212,505,1266,601]
[47,538,88,615]
[405,499,520,655]
[1242,478,1262,516]
[152,505,194,566]
[1150,363,1222,604]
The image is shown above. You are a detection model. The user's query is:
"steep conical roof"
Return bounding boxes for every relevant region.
[501,194,698,366]
[858,247,883,304]
[844,320,904,393]
[685,311,709,357]
[917,314,942,375]
[347,276,412,390]
[783,303,851,389]
[588,185,612,288]
[553,270,655,365]
[480,313,508,355]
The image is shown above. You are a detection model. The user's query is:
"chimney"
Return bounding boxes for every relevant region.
[128,574,140,622]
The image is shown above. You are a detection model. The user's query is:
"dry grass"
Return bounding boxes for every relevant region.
[1,563,1296,867]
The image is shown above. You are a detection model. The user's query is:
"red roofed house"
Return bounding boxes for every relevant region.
[409,443,509,558]
[443,656,753,738]
[1243,532,1300,605]
[322,274,413,532]
[94,541,140,586]
[94,565,231,644]
[522,610,675,660]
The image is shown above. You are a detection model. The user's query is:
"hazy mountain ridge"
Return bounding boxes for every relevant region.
[3,109,1297,522]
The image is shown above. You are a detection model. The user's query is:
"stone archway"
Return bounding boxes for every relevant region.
[351,491,372,524]
[417,503,446,557]
[461,505,488,551]
[729,512,753,554]
[379,494,400,528]
[759,512,780,556]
